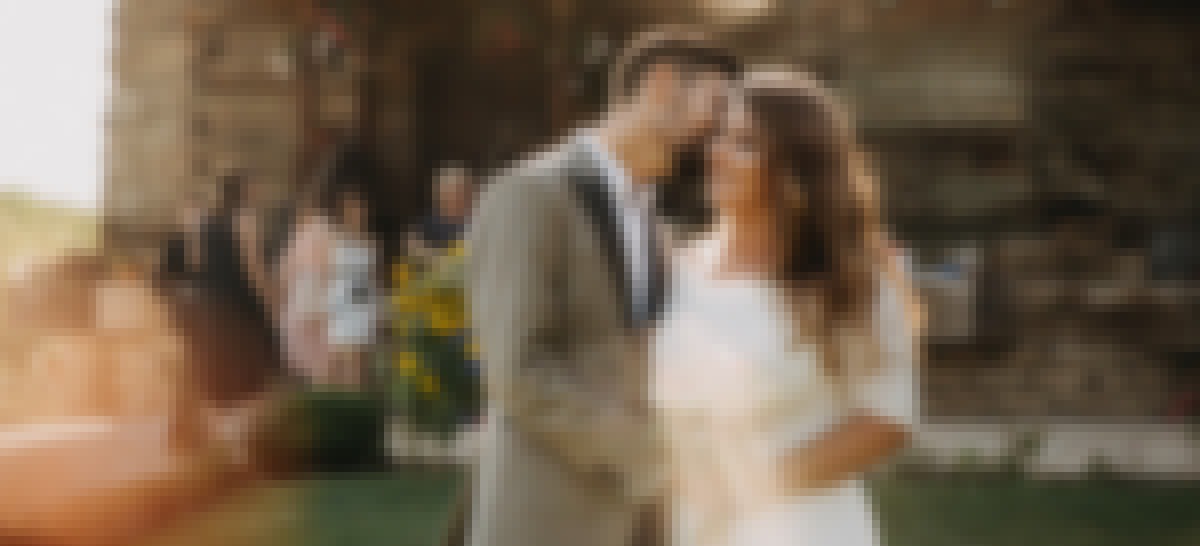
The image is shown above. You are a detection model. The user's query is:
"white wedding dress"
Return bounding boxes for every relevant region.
[652,237,917,546]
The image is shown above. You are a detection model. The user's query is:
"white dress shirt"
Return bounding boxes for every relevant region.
[584,133,656,322]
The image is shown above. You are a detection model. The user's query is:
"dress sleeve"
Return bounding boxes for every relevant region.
[848,276,919,428]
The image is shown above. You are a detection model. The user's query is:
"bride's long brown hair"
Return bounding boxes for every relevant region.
[741,71,922,380]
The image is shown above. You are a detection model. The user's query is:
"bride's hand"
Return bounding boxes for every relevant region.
[694,495,737,546]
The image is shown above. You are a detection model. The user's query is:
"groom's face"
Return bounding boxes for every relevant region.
[643,63,729,142]
[638,63,730,188]
[664,66,730,145]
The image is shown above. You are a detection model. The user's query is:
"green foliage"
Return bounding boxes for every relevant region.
[249,390,389,476]
[873,479,1200,546]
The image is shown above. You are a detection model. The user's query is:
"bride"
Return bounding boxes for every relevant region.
[652,70,923,546]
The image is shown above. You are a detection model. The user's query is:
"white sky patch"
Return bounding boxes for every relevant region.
[0,1,111,209]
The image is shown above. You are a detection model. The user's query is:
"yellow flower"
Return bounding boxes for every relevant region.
[391,262,411,285]
[395,293,433,318]
[395,352,419,374]
[430,309,457,334]
[418,374,440,395]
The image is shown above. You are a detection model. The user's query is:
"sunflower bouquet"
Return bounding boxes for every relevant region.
[389,240,482,439]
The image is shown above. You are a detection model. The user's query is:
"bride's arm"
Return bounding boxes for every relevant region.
[777,412,909,491]
[779,274,919,492]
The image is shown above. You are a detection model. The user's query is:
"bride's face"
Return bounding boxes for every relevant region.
[707,95,770,216]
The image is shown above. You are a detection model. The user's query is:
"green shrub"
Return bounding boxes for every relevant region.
[249,389,389,476]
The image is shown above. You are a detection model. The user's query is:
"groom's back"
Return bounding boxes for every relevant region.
[462,135,648,546]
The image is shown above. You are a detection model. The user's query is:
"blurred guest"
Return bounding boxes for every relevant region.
[199,174,271,323]
[277,185,334,386]
[326,184,381,388]
[159,192,208,284]
[407,163,475,259]
[198,173,282,388]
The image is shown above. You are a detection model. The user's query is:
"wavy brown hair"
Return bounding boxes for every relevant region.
[740,71,920,378]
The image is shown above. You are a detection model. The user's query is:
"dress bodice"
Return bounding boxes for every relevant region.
[650,236,917,546]
[653,238,843,429]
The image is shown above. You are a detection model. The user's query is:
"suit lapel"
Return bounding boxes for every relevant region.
[566,141,634,329]
[646,222,668,326]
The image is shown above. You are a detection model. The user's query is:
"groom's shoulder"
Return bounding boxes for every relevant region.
[479,138,581,205]
[494,137,579,185]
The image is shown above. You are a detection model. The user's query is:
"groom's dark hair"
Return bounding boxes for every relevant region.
[610,26,742,102]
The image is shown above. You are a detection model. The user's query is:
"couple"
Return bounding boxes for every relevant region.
[462,28,920,546]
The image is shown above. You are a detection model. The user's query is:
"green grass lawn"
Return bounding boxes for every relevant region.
[874,479,1200,546]
[141,469,462,546]
[143,471,1200,546]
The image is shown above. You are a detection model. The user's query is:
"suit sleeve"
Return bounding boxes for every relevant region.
[467,177,627,479]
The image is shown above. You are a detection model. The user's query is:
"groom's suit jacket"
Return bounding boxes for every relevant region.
[445,135,669,546]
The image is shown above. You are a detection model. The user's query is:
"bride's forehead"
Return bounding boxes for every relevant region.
[743,66,816,88]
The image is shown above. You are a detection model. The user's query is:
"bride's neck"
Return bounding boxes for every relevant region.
[714,210,781,276]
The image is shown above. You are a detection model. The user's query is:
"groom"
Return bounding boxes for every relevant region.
[455,28,741,546]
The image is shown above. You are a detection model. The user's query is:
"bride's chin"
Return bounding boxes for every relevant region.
[711,198,756,221]
[706,184,736,213]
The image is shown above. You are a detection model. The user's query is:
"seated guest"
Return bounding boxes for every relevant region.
[407,162,475,258]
